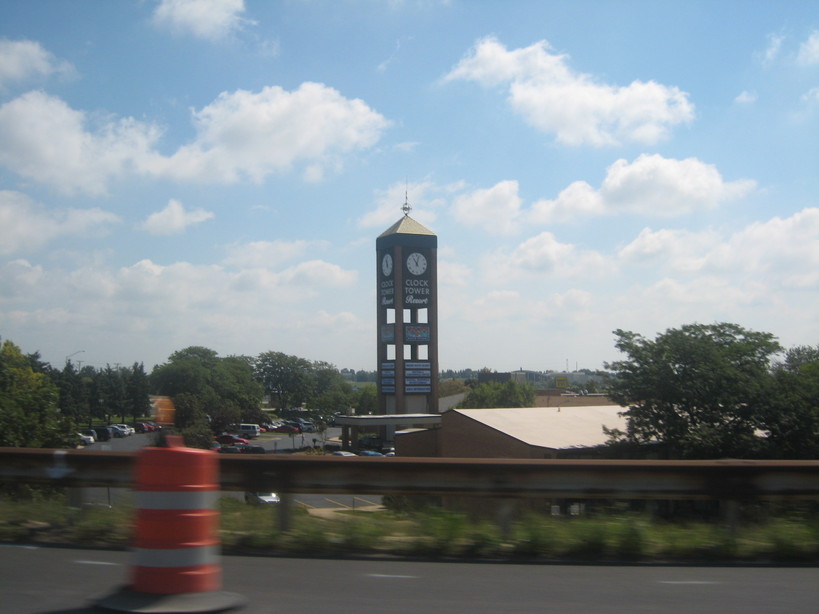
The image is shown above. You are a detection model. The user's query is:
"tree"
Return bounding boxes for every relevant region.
[124,362,152,421]
[173,392,207,430]
[439,379,468,398]
[98,365,127,424]
[309,361,353,419]
[57,361,85,423]
[253,351,314,410]
[150,346,263,433]
[353,384,377,415]
[605,322,782,459]
[778,344,819,373]
[213,355,265,419]
[762,357,819,459]
[0,340,69,447]
[457,380,535,409]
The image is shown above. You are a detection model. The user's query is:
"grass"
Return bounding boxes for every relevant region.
[1,491,817,563]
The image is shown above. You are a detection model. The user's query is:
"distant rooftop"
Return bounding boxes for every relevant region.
[452,405,626,450]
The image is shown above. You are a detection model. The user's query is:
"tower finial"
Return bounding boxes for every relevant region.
[402,186,411,216]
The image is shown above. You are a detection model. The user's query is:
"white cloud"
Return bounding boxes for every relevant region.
[704,207,819,288]
[277,260,357,288]
[0,39,73,89]
[152,0,254,41]
[486,231,613,283]
[438,259,472,288]
[530,154,755,223]
[221,239,327,269]
[140,199,214,235]
[735,90,757,104]
[760,31,785,66]
[0,91,163,195]
[802,87,819,105]
[618,227,718,272]
[0,85,389,194]
[617,208,819,291]
[529,180,604,224]
[445,36,694,146]
[162,83,390,183]
[0,190,120,255]
[796,30,819,66]
[601,155,755,215]
[0,254,361,366]
[451,180,522,235]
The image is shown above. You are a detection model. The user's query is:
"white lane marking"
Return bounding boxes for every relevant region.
[660,581,721,585]
[353,496,381,506]
[75,560,120,566]
[324,497,352,509]
[366,574,418,579]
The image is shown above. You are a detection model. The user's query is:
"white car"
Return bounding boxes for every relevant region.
[112,424,134,436]
[244,492,280,505]
[76,432,95,445]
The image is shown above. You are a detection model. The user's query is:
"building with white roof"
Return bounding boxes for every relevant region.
[396,404,627,459]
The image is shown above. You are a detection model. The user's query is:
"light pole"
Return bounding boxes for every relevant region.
[65,350,85,366]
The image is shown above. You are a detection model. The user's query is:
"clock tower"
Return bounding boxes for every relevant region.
[376,200,438,416]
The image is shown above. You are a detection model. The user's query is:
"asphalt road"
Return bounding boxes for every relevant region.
[1,544,817,614]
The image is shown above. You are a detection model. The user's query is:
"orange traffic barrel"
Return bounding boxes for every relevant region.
[132,435,220,593]
[97,436,245,612]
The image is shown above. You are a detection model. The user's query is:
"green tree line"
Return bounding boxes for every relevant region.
[1,321,818,459]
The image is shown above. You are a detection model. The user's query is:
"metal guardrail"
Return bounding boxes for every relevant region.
[2,447,818,501]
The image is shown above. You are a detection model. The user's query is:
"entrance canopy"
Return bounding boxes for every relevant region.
[335,414,441,428]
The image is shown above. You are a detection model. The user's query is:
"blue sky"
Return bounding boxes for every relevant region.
[1,0,818,373]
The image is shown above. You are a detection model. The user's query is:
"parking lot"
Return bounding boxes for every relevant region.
[81,427,383,512]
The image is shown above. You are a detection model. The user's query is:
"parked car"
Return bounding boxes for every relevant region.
[239,445,266,454]
[91,426,113,441]
[332,450,357,456]
[297,421,316,433]
[112,424,134,436]
[233,423,261,439]
[358,450,384,456]
[82,429,97,442]
[68,433,94,448]
[273,424,300,434]
[217,445,242,454]
[245,492,280,505]
[109,425,128,438]
[75,432,94,446]
[214,433,249,445]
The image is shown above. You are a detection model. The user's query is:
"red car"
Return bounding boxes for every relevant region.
[272,424,301,434]
[215,434,249,445]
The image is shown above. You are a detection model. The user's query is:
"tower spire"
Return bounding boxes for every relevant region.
[402,185,411,216]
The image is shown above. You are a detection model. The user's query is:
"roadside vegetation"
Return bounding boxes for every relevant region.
[1,492,817,563]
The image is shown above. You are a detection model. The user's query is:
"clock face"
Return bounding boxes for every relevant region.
[381,253,393,277]
[406,252,427,275]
